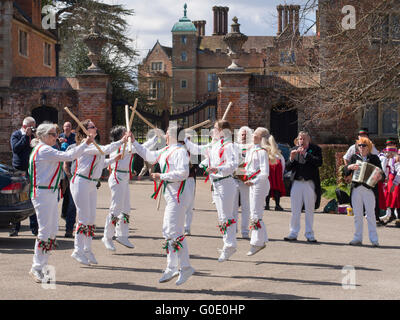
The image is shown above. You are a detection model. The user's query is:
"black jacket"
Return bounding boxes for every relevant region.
[343,153,384,197]
[286,143,323,209]
[10,129,32,172]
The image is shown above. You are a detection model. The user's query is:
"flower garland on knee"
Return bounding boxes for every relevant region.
[76,223,87,236]
[37,238,58,253]
[87,225,96,238]
[111,215,119,226]
[250,219,262,231]
[171,235,185,252]
[218,219,236,235]
[121,213,130,224]
[162,239,170,254]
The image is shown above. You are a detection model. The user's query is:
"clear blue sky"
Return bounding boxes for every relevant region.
[103,0,317,61]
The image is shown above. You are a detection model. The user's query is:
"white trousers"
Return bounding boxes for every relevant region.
[70,176,97,254]
[289,180,316,239]
[233,179,250,235]
[184,177,195,230]
[249,179,270,246]
[212,177,238,249]
[351,185,379,243]
[163,181,193,272]
[31,189,59,272]
[104,173,131,239]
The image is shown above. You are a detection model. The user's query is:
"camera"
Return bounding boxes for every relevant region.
[30,127,36,133]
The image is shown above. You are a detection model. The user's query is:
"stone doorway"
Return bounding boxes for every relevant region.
[270,105,298,146]
[31,106,58,125]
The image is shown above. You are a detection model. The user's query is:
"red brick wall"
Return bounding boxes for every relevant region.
[76,74,112,145]
[12,20,56,77]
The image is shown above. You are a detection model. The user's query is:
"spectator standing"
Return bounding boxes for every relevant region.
[9,116,39,236]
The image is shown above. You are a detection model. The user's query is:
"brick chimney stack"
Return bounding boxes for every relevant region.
[277,4,301,36]
[212,6,229,35]
[193,20,206,36]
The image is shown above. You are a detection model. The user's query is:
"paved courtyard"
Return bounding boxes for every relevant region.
[0,178,399,300]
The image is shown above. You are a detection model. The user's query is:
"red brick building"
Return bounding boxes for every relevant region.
[0,0,113,164]
[139,3,399,145]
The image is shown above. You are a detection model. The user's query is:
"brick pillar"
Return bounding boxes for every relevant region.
[0,1,13,87]
[75,73,112,145]
[217,72,251,129]
[212,6,218,35]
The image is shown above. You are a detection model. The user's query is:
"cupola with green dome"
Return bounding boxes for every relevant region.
[171,4,197,33]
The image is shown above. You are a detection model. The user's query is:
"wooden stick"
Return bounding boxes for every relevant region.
[222,102,233,120]
[131,108,157,129]
[187,119,211,130]
[122,99,138,158]
[157,190,162,211]
[64,107,104,155]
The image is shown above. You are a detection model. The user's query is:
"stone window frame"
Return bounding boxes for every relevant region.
[181,35,187,45]
[370,11,400,45]
[207,73,217,92]
[181,51,187,62]
[148,80,164,100]
[181,79,187,89]
[18,29,29,58]
[361,100,399,138]
[151,61,163,71]
[43,42,52,68]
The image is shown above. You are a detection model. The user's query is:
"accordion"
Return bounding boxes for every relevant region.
[352,160,383,188]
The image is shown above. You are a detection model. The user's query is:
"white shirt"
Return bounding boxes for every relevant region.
[245,144,269,184]
[73,141,123,180]
[133,141,189,182]
[30,142,88,188]
[108,136,158,172]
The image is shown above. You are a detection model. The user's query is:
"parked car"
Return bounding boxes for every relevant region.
[0,163,35,229]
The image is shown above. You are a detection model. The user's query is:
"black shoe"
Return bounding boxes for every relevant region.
[9,230,18,237]
[307,238,318,243]
[376,220,387,227]
[284,236,297,241]
[275,205,284,211]
[264,205,270,210]
[65,231,74,238]
[32,229,38,236]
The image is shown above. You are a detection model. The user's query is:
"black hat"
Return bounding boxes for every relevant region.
[358,128,368,136]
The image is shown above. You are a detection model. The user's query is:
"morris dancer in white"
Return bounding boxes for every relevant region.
[185,120,238,262]
[28,123,93,283]
[102,126,158,251]
[70,120,130,266]
[132,126,195,286]
[233,126,252,239]
[244,128,270,256]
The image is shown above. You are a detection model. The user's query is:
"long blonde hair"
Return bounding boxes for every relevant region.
[254,127,282,164]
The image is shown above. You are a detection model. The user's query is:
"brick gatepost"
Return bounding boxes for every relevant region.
[217,71,251,129]
[75,72,112,145]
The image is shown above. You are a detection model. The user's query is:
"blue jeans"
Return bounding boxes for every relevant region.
[62,186,76,232]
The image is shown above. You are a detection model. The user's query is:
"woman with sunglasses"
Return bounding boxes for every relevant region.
[28,123,94,283]
[70,120,130,266]
[344,137,384,247]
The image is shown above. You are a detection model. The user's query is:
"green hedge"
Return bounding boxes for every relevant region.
[318,144,349,181]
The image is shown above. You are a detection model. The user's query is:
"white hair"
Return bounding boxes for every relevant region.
[23,117,36,126]
[30,123,56,147]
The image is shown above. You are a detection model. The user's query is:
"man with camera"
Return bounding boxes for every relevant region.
[10,116,39,236]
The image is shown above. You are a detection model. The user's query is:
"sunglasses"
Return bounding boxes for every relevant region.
[358,144,367,148]
[48,132,57,137]
[87,126,97,129]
